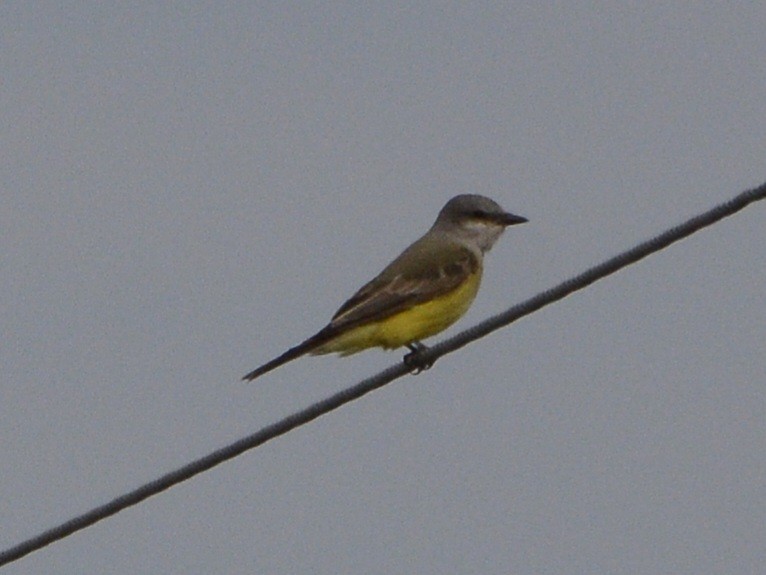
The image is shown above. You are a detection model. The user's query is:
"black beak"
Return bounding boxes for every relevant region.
[497,212,528,226]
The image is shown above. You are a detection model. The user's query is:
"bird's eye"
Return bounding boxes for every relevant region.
[471,210,485,218]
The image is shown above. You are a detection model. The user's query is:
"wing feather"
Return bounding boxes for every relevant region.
[329,240,479,330]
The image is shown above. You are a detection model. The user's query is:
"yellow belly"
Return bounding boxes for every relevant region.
[313,271,482,356]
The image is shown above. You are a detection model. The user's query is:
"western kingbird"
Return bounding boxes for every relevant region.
[242,194,527,381]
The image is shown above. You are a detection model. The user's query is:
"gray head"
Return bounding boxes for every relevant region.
[432,194,527,252]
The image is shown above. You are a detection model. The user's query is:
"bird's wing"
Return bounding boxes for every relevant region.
[328,240,479,330]
[242,239,479,381]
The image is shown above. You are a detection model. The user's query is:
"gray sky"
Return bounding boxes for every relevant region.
[2,4,765,574]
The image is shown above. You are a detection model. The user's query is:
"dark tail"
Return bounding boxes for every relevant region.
[241,327,336,381]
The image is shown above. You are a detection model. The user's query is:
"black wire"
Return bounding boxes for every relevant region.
[418,183,766,367]
[1,182,763,568]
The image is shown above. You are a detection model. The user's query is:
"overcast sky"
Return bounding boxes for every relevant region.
[2,4,765,574]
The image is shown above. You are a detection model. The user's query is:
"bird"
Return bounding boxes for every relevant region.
[242,194,527,381]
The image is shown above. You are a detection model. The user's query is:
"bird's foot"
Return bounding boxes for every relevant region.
[404,341,433,374]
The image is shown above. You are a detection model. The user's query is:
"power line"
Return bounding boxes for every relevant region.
[1,182,764,568]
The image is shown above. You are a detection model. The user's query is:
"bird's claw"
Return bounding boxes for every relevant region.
[404,342,434,374]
